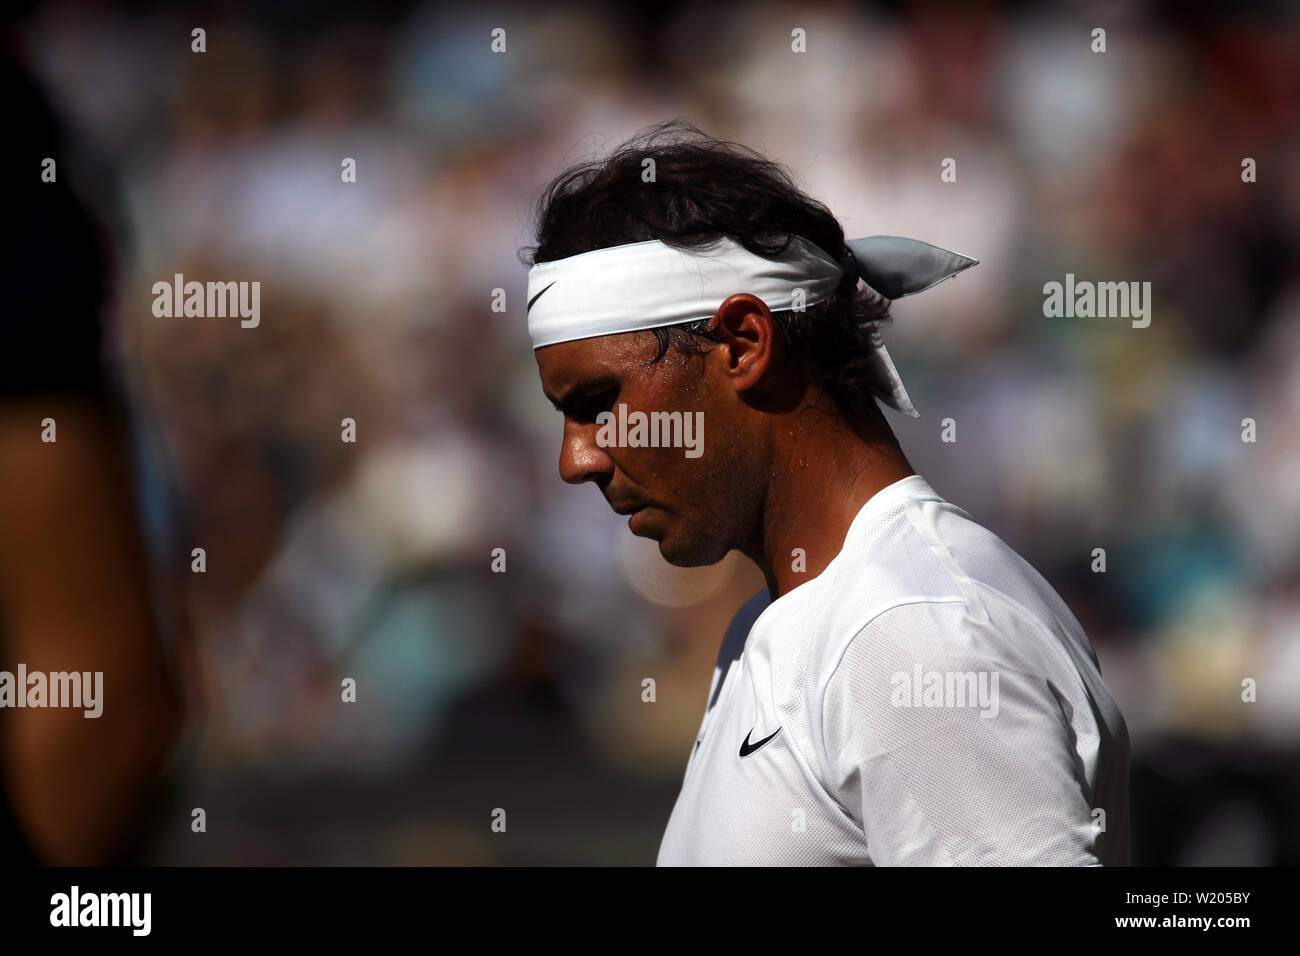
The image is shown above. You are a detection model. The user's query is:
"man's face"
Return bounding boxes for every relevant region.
[535,331,762,566]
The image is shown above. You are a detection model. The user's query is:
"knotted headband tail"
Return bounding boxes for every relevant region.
[838,236,978,417]
[845,236,978,300]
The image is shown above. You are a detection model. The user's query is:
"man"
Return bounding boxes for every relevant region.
[1,50,185,864]
[523,120,1130,865]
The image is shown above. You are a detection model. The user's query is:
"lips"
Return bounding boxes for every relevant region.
[608,499,653,535]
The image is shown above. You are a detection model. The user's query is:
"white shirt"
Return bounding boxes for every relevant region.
[657,474,1130,866]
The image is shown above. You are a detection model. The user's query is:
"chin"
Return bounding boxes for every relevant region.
[655,531,728,568]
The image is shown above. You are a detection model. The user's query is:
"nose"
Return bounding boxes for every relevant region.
[558,419,615,486]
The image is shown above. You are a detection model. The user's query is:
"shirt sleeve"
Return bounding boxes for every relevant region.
[820,599,1103,865]
[1,55,111,400]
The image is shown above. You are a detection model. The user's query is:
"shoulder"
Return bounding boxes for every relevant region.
[805,491,1094,690]
[749,494,1010,689]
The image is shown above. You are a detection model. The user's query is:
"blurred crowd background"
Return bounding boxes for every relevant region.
[7,0,1300,864]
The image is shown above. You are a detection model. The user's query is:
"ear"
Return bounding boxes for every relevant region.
[708,293,780,394]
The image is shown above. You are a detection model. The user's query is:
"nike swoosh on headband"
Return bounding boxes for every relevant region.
[528,279,557,312]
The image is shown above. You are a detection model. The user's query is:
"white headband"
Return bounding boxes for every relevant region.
[526,234,978,417]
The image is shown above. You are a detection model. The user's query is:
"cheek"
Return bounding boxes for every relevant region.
[669,441,735,519]
[621,361,735,500]
[630,445,695,492]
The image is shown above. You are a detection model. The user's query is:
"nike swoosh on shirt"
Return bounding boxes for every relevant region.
[739,727,781,757]
[527,280,557,312]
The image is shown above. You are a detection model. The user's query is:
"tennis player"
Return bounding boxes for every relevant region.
[523,121,1130,866]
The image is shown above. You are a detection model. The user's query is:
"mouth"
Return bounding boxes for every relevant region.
[609,499,652,535]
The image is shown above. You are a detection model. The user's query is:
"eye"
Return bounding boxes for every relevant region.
[569,387,618,424]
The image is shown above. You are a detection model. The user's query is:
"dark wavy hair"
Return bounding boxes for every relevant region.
[521,118,895,418]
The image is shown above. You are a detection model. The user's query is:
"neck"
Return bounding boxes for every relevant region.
[745,397,914,600]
